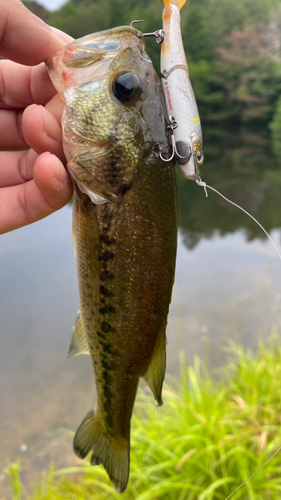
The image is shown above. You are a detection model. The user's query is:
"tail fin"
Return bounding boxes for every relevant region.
[73,409,130,493]
[164,0,186,10]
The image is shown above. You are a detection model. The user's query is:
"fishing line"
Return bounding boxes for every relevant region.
[196,178,281,261]
[196,177,281,498]
[223,445,281,500]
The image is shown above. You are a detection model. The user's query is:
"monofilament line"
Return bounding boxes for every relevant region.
[223,445,281,500]
[196,178,281,261]
[196,176,281,499]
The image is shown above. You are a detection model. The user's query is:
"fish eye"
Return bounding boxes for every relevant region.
[112,71,142,103]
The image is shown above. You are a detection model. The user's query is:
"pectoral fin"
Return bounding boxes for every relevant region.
[68,310,90,358]
[143,333,166,407]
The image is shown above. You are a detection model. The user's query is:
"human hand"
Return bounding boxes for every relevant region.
[0,0,73,234]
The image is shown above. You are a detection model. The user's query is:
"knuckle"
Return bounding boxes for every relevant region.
[17,184,34,225]
[0,61,7,108]
[18,150,30,183]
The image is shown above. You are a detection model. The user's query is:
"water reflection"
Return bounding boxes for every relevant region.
[169,229,281,372]
[0,126,280,492]
[178,125,281,248]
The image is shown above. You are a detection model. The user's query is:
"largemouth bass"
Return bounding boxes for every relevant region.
[47,26,177,493]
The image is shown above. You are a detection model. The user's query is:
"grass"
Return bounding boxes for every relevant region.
[4,329,281,499]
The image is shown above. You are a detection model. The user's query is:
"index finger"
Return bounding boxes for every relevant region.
[0,0,66,65]
[0,61,56,109]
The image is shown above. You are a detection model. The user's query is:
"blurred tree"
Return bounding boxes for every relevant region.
[182,3,213,63]
[201,0,280,51]
[23,0,50,22]
[214,25,281,122]
[49,1,111,38]
[23,0,281,131]
[269,94,281,164]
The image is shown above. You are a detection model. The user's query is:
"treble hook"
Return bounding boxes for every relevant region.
[130,21,165,44]
[159,116,192,163]
[159,133,178,162]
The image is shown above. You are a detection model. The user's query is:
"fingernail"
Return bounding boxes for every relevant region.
[41,105,62,143]
[53,156,69,184]
[50,27,74,44]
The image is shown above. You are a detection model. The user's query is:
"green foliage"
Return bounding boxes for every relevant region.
[50,1,281,123]
[48,0,163,38]
[199,0,278,50]
[182,4,213,63]
[24,0,281,143]
[22,1,50,22]
[5,331,281,499]
[4,461,22,500]
[269,94,281,164]
[48,1,111,39]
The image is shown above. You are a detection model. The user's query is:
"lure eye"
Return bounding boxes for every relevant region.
[112,72,142,103]
[196,149,204,165]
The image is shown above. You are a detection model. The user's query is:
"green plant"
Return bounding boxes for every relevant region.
[5,329,281,499]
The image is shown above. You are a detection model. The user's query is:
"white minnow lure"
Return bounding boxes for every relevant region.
[160,0,204,180]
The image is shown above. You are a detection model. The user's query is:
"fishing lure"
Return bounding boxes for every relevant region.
[133,0,203,179]
[160,0,204,180]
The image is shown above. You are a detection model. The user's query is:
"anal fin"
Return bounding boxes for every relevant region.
[68,310,90,358]
[143,333,166,407]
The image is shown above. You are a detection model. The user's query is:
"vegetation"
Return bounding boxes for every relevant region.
[24,0,281,130]
[4,330,281,499]
[21,0,281,244]
[269,96,281,164]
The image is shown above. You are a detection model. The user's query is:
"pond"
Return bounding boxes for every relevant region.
[0,125,280,491]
